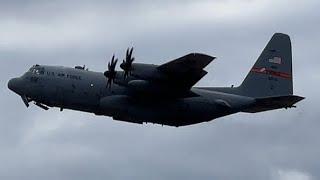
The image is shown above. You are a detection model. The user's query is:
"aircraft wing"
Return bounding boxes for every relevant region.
[115,53,215,98]
[156,53,215,90]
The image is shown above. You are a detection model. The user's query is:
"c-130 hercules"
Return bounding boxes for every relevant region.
[8,33,304,127]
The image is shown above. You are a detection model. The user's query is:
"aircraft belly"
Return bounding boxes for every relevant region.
[99,96,232,126]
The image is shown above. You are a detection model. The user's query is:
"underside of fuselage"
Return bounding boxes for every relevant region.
[97,95,237,126]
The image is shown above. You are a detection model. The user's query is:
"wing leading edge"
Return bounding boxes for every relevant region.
[158,53,215,73]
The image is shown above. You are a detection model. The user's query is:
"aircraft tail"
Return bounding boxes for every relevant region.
[239,33,294,98]
[202,33,304,112]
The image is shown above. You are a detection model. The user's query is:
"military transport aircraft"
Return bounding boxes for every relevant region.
[8,33,304,127]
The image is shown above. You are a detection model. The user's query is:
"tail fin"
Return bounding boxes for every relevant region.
[239,33,293,98]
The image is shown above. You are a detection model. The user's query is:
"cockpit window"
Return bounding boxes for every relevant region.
[29,65,45,75]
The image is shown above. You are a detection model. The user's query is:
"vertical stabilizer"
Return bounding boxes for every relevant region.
[239,33,293,98]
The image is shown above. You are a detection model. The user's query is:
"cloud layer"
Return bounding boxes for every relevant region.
[1,0,319,179]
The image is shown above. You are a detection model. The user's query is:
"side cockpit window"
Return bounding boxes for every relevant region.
[29,65,45,75]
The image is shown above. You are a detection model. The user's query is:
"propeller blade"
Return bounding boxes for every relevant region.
[120,47,134,79]
[126,48,129,58]
[104,54,118,88]
[129,47,133,57]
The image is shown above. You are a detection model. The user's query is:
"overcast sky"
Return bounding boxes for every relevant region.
[1,0,319,180]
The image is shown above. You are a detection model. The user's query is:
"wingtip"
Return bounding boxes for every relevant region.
[193,53,216,61]
[273,32,290,39]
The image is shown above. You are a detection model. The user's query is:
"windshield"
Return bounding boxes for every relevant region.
[29,65,45,75]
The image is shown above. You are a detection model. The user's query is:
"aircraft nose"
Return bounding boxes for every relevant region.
[8,78,23,94]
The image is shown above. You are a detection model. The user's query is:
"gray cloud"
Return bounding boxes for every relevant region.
[1,0,319,179]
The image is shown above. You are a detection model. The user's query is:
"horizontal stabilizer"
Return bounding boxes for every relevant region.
[242,95,304,113]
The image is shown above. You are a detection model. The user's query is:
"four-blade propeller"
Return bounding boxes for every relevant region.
[120,47,135,79]
[104,55,118,88]
[104,47,135,89]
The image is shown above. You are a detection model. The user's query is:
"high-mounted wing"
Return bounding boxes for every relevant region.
[112,52,215,98]
[158,53,214,73]
[157,53,215,90]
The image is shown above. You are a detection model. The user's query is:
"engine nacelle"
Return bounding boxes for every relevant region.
[128,79,176,96]
[130,63,167,81]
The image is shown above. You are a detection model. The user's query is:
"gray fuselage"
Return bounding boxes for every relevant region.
[8,65,255,126]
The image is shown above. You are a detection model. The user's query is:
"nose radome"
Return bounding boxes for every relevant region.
[8,78,22,94]
[8,78,15,91]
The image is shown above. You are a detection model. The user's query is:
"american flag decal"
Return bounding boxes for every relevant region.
[268,57,282,64]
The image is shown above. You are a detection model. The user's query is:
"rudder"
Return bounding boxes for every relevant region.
[239,33,293,98]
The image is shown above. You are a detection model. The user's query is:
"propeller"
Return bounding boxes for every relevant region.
[104,54,118,88]
[120,47,135,79]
